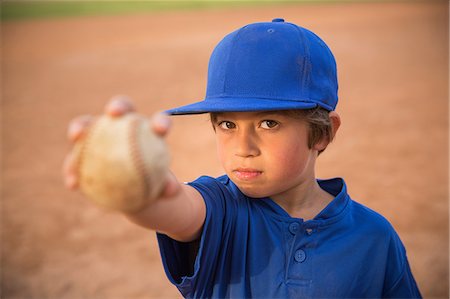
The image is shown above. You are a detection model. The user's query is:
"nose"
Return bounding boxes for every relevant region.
[235,129,261,158]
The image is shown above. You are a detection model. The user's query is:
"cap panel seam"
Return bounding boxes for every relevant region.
[292,25,311,100]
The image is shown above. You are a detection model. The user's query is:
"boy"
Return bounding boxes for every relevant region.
[64,19,422,298]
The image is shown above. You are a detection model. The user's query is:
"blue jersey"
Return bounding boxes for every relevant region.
[157,175,421,298]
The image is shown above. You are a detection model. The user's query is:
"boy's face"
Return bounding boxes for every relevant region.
[212,111,318,200]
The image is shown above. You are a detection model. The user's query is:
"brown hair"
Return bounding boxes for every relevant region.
[210,107,334,155]
[286,107,334,155]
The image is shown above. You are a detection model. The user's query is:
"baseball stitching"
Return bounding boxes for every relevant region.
[129,116,150,202]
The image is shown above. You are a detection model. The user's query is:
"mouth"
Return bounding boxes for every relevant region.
[232,168,263,181]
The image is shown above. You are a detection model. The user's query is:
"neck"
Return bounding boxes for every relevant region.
[271,178,334,220]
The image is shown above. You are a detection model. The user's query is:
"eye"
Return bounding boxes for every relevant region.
[260,120,279,129]
[218,121,236,130]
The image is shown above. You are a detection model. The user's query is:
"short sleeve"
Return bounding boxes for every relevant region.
[156,176,233,298]
[382,231,422,298]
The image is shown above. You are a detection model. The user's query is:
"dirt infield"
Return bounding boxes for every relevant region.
[2,1,448,298]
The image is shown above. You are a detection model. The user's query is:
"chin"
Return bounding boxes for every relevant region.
[227,174,273,198]
[236,185,270,199]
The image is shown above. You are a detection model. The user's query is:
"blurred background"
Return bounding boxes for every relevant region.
[1,0,448,298]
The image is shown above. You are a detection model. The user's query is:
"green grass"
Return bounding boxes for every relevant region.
[0,0,400,21]
[1,0,382,21]
[0,1,294,21]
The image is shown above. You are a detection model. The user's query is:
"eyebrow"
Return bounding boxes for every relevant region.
[210,111,291,124]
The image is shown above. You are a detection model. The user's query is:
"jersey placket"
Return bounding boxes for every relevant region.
[284,220,315,293]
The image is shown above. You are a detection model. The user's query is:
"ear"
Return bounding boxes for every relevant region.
[313,111,341,152]
[329,111,341,139]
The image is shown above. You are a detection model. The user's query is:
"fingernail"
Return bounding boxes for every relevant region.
[68,123,82,140]
[108,100,123,114]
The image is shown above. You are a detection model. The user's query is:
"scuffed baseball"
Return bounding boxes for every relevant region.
[78,113,169,212]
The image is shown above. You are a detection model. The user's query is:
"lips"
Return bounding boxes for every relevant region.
[232,168,262,181]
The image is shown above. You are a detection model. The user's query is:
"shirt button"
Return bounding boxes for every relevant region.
[294,249,306,263]
[289,222,300,234]
[305,228,313,235]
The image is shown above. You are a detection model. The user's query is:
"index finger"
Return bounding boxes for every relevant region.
[105,95,135,117]
[151,112,172,137]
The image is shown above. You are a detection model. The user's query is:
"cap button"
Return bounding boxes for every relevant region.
[272,18,285,22]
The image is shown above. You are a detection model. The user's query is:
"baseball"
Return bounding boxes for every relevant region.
[77,113,169,213]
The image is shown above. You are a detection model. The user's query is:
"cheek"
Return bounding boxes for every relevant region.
[268,140,310,176]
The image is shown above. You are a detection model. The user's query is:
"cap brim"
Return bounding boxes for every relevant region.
[165,97,326,115]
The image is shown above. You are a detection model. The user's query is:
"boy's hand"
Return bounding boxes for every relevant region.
[63,95,179,212]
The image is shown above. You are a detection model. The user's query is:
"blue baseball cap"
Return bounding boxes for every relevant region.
[166,18,338,115]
